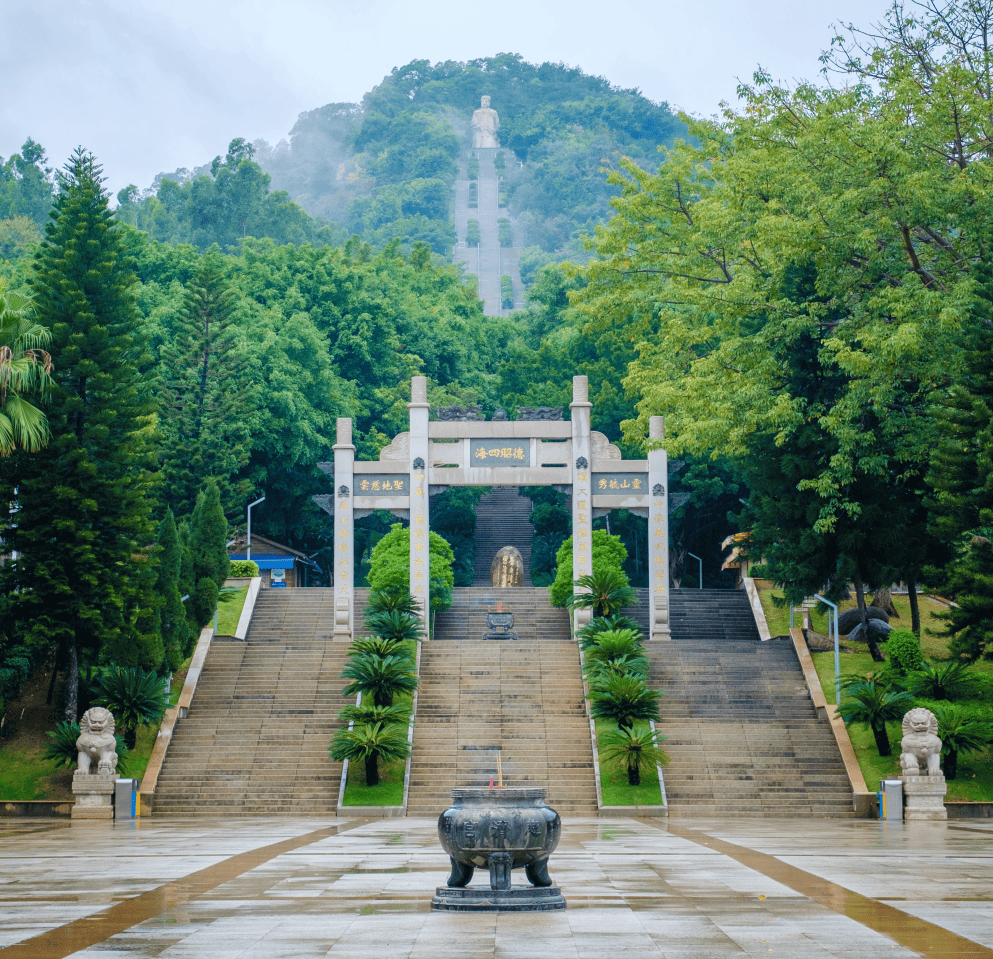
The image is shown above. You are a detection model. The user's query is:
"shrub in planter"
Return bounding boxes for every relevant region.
[466,220,480,246]
[501,274,514,309]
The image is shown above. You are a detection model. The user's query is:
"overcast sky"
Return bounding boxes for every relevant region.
[5,0,897,196]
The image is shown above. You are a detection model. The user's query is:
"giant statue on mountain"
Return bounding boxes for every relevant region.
[471,96,500,148]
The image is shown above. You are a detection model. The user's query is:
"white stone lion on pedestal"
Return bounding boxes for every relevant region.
[900,707,942,777]
[76,707,118,775]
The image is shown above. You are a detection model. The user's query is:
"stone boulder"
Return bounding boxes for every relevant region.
[837,605,889,635]
[847,619,893,644]
[491,546,524,588]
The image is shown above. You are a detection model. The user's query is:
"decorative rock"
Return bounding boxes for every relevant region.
[847,619,893,644]
[837,606,889,635]
[491,546,524,588]
[432,788,565,912]
[900,708,947,821]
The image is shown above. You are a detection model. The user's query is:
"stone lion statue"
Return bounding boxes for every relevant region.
[76,707,118,776]
[900,707,942,777]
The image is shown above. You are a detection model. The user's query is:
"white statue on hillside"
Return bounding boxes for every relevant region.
[472,96,500,148]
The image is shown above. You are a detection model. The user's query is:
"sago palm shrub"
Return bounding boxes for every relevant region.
[933,705,993,779]
[590,674,661,730]
[838,681,914,756]
[600,726,670,786]
[567,569,638,619]
[91,667,169,749]
[341,654,418,707]
[328,722,411,787]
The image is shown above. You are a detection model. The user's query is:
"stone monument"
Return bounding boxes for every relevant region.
[432,788,566,911]
[899,707,947,821]
[491,546,524,588]
[471,95,500,149]
[71,707,119,820]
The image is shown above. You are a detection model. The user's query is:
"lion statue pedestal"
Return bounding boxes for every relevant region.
[899,708,947,822]
[71,707,119,821]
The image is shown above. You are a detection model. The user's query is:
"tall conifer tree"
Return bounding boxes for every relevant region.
[156,509,192,669]
[189,480,230,629]
[8,150,161,718]
[159,252,257,517]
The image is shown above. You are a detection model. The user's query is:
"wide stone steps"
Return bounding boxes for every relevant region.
[406,595,598,815]
[632,594,856,817]
[152,588,347,816]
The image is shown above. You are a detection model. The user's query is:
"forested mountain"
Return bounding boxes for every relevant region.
[258,55,687,254]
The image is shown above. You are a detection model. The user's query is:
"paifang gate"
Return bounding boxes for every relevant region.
[315,375,671,641]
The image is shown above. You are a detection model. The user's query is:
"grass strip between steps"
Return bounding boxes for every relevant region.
[340,686,413,808]
[595,718,664,807]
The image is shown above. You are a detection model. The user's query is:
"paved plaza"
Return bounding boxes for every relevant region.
[0,815,991,959]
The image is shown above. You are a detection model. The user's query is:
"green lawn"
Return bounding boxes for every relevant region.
[595,719,665,807]
[215,585,249,636]
[0,747,57,800]
[340,682,414,808]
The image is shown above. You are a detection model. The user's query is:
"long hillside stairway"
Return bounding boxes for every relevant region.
[473,486,534,585]
[633,589,855,817]
[153,588,349,816]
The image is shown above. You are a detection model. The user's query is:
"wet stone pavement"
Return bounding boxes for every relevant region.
[0,816,990,958]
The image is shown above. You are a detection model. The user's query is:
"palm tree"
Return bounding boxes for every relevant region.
[577,615,644,649]
[348,635,410,659]
[328,722,411,787]
[838,681,914,756]
[590,674,661,730]
[567,569,638,619]
[583,630,649,681]
[364,609,423,645]
[934,706,993,779]
[337,702,409,727]
[600,726,670,786]
[341,654,418,707]
[366,586,418,615]
[907,661,983,701]
[91,667,169,749]
[0,279,54,454]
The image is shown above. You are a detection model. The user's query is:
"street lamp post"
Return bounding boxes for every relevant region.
[687,552,703,590]
[246,496,265,562]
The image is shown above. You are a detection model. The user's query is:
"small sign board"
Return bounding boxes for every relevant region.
[355,475,408,495]
[592,473,648,493]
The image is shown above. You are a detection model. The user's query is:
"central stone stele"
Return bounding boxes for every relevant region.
[491,545,524,587]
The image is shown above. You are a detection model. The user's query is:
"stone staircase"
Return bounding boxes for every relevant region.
[152,588,349,816]
[636,589,855,817]
[453,149,522,316]
[407,587,597,816]
[473,486,534,585]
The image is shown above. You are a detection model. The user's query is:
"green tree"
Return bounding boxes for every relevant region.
[328,721,410,787]
[838,682,914,757]
[600,726,670,786]
[566,568,637,620]
[5,150,162,719]
[340,654,418,707]
[0,278,54,453]
[367,523,455,613]
[91,666,169,749]
[189,480,230,629]
[550,530,627,608]
[158,251,258,516]
[933,705,993,780]
[156,509,192,670]
[0,139,55,227]
[589,674,661,731]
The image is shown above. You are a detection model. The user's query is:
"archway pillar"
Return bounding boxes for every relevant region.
[409,376,431,635]
[648,415,672,640]
[333,418,355,637]
[570,375,593,635]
